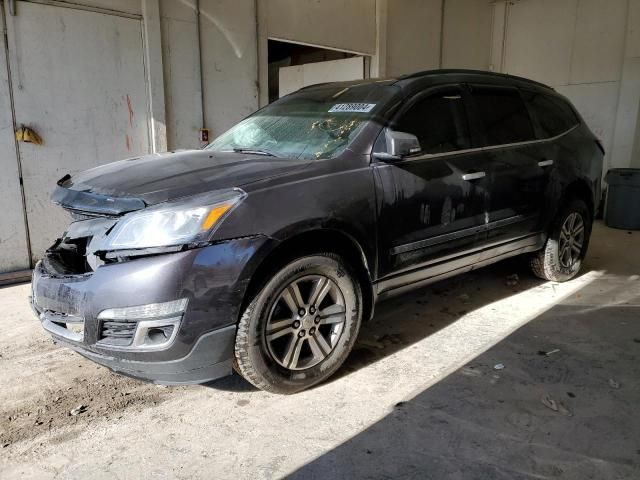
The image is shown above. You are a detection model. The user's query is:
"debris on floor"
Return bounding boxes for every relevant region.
[69,405,88,416]
[458,293,471,303]
[538,348,560,356]
[608,378,621,389]
[505,274,519,287]
[493,363,505,370]
[541,394,572,416]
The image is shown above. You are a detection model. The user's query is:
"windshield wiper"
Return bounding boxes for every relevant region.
[230,147,279,157]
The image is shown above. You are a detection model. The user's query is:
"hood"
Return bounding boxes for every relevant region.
[55,150,309,213]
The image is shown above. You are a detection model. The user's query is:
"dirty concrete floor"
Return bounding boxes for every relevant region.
[1,222,638,479]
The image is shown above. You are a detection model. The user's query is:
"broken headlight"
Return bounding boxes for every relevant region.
[100,188,245,251]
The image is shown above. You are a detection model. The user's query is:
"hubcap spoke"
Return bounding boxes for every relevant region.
[573,220,584,236]
[266,326,294,341]
[309,277,331,308]
[282,336,304,369]
[282,283,304,314]
[313,331,332,355]
[319,304,346,325]
[307,336,327,362]
[267,318,293,333]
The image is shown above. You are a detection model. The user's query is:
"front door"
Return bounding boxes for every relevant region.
[4,1,151,264]
[375,85,491,285]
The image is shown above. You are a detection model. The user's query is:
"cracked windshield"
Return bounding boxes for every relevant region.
[206,84,396,160]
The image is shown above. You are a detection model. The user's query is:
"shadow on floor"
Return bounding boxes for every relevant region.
[208,255,545,392]
[288,275,640,479]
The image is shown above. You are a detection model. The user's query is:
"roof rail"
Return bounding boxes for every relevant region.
[396,69,553,90]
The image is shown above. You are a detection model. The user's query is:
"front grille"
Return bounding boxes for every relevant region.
[98,320,137,347]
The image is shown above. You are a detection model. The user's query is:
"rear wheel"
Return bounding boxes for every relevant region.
[531,199,592,282]
[234,254,362,394]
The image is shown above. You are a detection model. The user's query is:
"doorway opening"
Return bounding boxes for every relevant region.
[267,39,368,103]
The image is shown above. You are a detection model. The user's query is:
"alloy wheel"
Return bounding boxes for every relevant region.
[558,212,585,269]
[264,275,347,370]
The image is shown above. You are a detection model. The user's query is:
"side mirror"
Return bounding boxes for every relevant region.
[373,129,421,162]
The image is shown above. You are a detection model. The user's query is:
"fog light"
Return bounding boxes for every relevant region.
[130,318,181,350]
[97,299,187,351]
[147,327,171,344]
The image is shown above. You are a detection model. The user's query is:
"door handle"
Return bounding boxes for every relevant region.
[462,171,486,181]
[538,159,554,167]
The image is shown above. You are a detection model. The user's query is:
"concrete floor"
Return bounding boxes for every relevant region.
[0,222,638,479]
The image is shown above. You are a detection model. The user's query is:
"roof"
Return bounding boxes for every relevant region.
[395,69,553,90]
[295,69,553,95]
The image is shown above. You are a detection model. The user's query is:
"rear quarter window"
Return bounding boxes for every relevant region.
[523,91,580,138]
[470,86,535,146]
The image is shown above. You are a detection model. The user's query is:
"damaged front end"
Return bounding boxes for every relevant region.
[48,183,246,269]
[31,182,267,384]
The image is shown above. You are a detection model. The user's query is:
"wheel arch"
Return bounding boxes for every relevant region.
[563,178,595,217]
[239,228,376,325]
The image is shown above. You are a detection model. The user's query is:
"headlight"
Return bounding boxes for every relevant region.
[101,188,245,251]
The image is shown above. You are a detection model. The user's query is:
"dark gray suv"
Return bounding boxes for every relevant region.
[31,70,603,393]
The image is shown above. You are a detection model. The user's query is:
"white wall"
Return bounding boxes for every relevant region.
[265,0,376,55]
[442,0,493,70]
[200,0,259,138]
[385,0,441,77]
[160,0,203,150]
[0,7,30,273]
[497,0,640,171]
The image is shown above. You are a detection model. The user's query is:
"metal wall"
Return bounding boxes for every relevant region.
[0,3,30,273]
[2,0,640,275]
[0,0,152,273]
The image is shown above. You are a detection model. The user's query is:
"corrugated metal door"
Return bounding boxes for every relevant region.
[0,3,29,274]
[4,1,151,264]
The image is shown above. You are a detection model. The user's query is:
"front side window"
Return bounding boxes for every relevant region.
[394,88,471,155]
[523,91,579,138]
[206,85,397,160]
[471,86,535,146]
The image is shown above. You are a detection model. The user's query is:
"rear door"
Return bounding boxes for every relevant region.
[521,89,583,226]
[467,85,550,246]
[375,85,491,282]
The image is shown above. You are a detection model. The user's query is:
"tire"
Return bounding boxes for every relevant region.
[531,198,592,282]
[234,253,362,394]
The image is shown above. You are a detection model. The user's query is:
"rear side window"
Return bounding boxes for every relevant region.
[395,88,470,154]
[523,91,580,138]
[471,86,535,146]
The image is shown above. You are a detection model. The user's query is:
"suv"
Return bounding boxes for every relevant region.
[31,70,603,393]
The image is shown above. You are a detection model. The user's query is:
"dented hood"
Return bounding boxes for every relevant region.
[53,150,309,214]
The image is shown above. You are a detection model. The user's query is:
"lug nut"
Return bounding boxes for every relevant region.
[309,327,316,335]
[298,308,306,316]
[298,330,305,338]
[314,316,321,324]
[309,306,316,314]
[293,320,301,328]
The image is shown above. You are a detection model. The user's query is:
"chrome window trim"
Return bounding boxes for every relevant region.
[387,124,579,164]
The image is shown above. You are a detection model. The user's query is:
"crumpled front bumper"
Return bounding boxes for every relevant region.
[30,236,271,384]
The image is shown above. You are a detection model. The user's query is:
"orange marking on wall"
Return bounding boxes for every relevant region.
[126,94,134,127]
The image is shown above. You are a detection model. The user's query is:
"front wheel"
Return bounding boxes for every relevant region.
[234,254,362,394]
[531,199,592,282]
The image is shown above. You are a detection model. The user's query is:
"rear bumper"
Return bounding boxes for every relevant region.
[30,236,272,384]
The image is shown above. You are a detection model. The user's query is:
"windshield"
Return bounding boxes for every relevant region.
[206,83,397,160]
